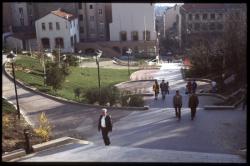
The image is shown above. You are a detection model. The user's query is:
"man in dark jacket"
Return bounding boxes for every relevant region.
[173,90,182,119]
[160,80,166,99]
[188,91,199,120]
[98,108,112,146]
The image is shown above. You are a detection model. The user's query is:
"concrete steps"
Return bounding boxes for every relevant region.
[17,143,245,163]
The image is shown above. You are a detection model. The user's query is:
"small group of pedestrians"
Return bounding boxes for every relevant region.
[173,90,199,120]
[160,80,169,100]
[153,80,170,100]
[186,80,197,94]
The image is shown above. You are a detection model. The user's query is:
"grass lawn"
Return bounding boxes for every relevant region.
[13,55,136,102]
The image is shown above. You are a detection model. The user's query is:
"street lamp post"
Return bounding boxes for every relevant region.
[7,51,20,120]
[157,32,160,63]
[126,48,132,76]
[93,49,102,102]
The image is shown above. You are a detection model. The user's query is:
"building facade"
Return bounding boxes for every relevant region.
[35,8,79,53]
[10,2,36,32]
[164,4,182,48]
[77,3,112,42]
[109,3,157,56]
[3,3,13,33]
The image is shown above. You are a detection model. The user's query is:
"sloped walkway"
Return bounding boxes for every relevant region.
[17,142,245,162]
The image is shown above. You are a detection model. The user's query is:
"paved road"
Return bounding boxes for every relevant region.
[2,55,246,157]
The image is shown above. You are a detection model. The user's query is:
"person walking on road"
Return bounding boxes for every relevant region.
[173,90,182,119]
[160,80,166,99]
[153,80,160,100]
[188,91,199,120]
[192,80,197,93]
[98,108,113,146]
[166,82,170,95]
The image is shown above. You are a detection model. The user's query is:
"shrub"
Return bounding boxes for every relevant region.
[34,112,51,142]
[85,86,120,106]
[3,115,10,128]
[74,87,84,99]
[128,94,144,107]
[85,88,99,104]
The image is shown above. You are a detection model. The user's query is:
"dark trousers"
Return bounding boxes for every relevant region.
[175,107,181,119]
[101,127,110,145]
[191,108,196,120]
[166,89,169,94]
[161,91,166,99]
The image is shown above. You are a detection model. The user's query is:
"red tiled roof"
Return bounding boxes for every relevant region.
[182,3,226,12]
[51,8,76,21]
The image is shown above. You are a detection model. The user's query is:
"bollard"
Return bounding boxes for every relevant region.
[23,129,33,154]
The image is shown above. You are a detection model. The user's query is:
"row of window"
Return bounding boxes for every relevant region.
[188,13,223,21]
[188,22,223,32]
[41,20,77,31]
[79,23,105,34]
[79,14,102,22]
[41,35,77,49]
[120,31,151,41]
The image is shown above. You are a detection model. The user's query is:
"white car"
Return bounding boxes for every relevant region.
[146,59,157,66]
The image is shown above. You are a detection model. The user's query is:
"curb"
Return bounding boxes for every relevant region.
[204,105,235,110]
[2,149,26,162]
[2,137,90,162]
[115,79,155,87]
[196,93,227,100]
[3,63,148,111]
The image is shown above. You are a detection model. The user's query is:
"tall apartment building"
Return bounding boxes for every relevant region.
[10,2,36,32]
[164,4,182,48]
[180,3,246,49]
[3,3,13,33]
[77,3,112,42]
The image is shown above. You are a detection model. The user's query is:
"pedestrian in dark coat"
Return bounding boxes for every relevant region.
[192,80,197,93]
[187,81,192,94]
[160,80,166,100]
[173,90,182,119]
[98,108,113,146]
[166,82,169,94]
[188,91,199,120]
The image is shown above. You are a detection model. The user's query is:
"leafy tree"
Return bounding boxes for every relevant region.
[45,62,67,91]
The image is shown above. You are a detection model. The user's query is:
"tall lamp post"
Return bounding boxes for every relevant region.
[126,48,132,76]
[7,51,20,120]
[157,32,160,63]
[93,49,102,102]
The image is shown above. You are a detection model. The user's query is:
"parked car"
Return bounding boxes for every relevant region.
[145,58,157,66]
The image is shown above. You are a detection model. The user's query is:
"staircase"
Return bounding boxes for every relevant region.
[18,142,245,162]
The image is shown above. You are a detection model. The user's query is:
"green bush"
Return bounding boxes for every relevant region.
[85,86,120,106]
[74,87,84,99]
[85,88,99,104]
[128,94,144,107]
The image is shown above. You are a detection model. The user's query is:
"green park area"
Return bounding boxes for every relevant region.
[11,55,137,104]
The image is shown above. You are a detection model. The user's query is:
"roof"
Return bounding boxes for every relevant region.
[51,8,76,21]
[12,32,36,40]
[182,3,226,12]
